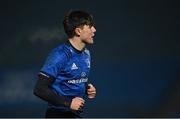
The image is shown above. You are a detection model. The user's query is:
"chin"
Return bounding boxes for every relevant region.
[89,39,94,44]
[88,41,94,44]
[84,40,94,44]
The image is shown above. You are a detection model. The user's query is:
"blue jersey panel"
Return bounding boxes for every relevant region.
[41,47,68,78]
[40,42,91,109]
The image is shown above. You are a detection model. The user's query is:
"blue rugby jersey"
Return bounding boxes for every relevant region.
[40,41,91,111]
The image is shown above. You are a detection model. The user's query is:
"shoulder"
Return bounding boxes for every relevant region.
[47,44,69,63]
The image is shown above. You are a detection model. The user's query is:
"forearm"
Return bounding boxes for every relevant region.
[33,72,72,107]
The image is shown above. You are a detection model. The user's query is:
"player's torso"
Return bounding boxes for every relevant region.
[52,44,91,97]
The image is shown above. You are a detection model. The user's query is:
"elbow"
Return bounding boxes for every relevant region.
[33,84,44,98]
[33,84,48,100]
[33,86,40,97]
[33,76,52,100]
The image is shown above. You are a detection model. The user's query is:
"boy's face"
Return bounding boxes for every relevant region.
[79,25,96,44]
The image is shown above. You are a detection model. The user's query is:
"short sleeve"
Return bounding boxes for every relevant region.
[40,49,67,78]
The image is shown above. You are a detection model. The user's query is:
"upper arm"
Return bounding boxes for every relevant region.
[40,50,68,78]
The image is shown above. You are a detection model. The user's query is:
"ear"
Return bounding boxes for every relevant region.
[75,28,81,36]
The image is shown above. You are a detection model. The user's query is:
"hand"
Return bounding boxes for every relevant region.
[70,97,85,110]
[87,84,96,99]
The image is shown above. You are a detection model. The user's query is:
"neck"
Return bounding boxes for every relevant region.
[69,37,85,51]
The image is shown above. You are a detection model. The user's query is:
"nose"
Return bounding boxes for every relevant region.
[91,26,96,33]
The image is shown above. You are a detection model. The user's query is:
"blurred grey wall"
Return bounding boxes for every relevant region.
[0,0,180,117]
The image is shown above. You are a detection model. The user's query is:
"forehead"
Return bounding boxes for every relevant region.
[80,25,92,30]
[83,25,90,28]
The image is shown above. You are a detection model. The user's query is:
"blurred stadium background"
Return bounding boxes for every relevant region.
[0,0,179,117]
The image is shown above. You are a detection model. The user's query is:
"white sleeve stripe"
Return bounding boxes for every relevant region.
[39,72,50,78]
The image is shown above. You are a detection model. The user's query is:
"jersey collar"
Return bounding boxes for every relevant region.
[66,40,85,54]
